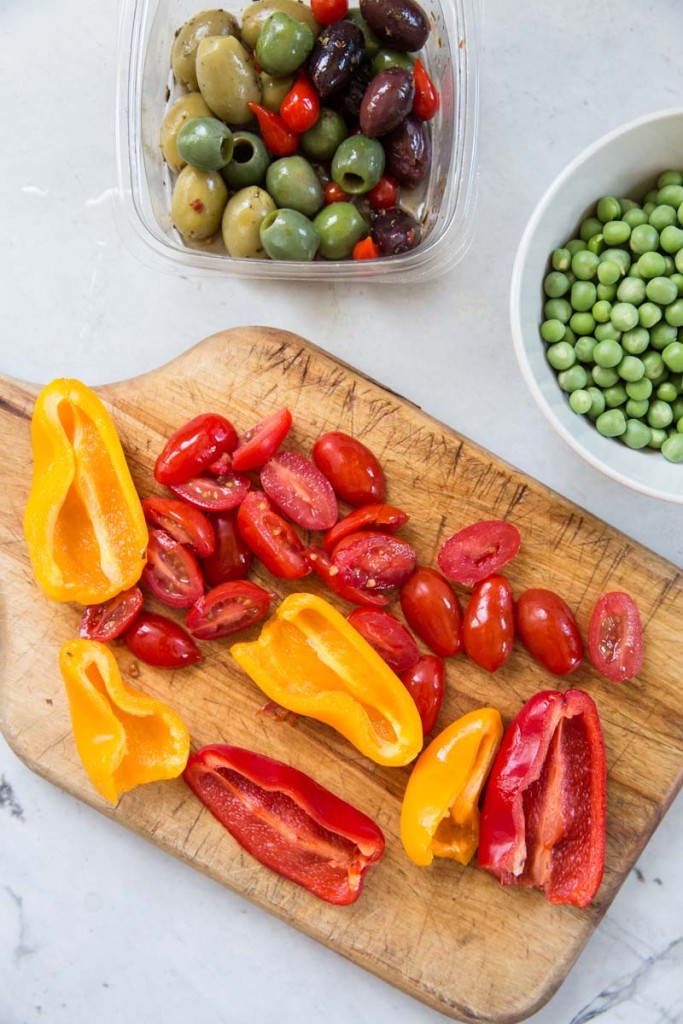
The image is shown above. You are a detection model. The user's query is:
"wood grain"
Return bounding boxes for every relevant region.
[1,327,681,1023]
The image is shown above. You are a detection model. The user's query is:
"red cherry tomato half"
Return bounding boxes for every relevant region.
[237,492,310,579]
[207,451,233,476]
[78,586,144,642]
[142,529,205,609]
[280,70,320,133]
[399,566,463,657]
[169,471,250,511]
[324,181,350,205]
[331,530,416,592]
[352,237,381,260]
[347,608,419,674]
[304,547,389,607]
[125,611,202,668]
[311,0,348,24]
[232,408,292,472]
[142,496,215,558]
[588,591,644,682]
[312,431,386,507]
[516,588,583,676]
[200,509,253,586]
[412,57,440,121]
[154,413,237,486]
[462,574,514,672]
[367,176,398,211]
[186,580,272,640]
[437,520,522,587]
[400,655,444,735]
[260,451,338,530]
[323,503,409,553]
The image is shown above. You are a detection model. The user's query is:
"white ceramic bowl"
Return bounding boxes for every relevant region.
[510,108,683,504]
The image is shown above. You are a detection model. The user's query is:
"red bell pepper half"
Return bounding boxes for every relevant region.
[478,689,606,908]
[183,745,385,905]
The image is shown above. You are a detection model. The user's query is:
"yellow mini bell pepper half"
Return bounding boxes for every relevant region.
[231,592,423,767]
[24,378,148,604]
[400,707,503,866]
[59,639,190,805]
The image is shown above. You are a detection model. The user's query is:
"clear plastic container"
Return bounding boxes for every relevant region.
[116,0,480,282]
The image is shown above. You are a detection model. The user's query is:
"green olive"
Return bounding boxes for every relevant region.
[241,0,319,49]
[260,72,294,112]
[196,36,262,125]
[371,49,415,75]
[171,165,228,240]
[222,186,276,258]
[266,156,323,216]
[160,92,213,173]
[345,9,381,57]
[331,135,385,195]
[255,12,315,77]
[313,202,367,259]
[301,108,348,161]
[177,117,234,171]
[260,208,320,260]
[221,130,271,188]
[171,9,239,91]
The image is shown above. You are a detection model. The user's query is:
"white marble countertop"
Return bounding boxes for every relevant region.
[1,0,681,1021]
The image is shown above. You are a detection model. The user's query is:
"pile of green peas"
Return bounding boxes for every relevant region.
[540,171,683,464]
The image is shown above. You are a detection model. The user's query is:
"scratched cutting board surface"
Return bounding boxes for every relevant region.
[1,327,682,1023]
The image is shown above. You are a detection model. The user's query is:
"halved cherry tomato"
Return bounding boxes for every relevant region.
[237,492,310,579]
[412,58,440,121]
[232,408,292,472]
[311,0,348,23]
[186,580,272,640]
[304,547,389,607]
[248,103,299,156]
[324,181,350,205]
[201,509,253,586]
[78,586,143,642]
[367,176,398,211]
[331,530,416,592]
[207,451,233,476]
[462,574,514,672]
[142,529,205,608]
[399,566,463,657]
[352,237,381,260]
[125,611,202,667]
[154,413,237,486]
[347,608,419,674]
[260,451,338,530]
[142,496,215,558]
[516,588,583,675]
[323,503,409,553]
[169,471,250,511]
[280,70,320,134]
[312,431,386,506]
[438,520,521,587]
[400,655,444,735]
[588,591,644,682]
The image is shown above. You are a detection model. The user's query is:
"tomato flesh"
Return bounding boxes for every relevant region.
[516,588,583,676]
[142,529,205,608]
[201,509,253,586]
[260,451,338,530]
[237,492,310,579]
[312,431,386,507]
[78,586,143,642]
[304,547,389,607]
[462,574,514,672]
[400,655,445,735]
[323,503,408,553]
[438,520,521,587]
[399,566,463,657]
[231,408,292,472]
[347,608,419,674]
[142,496,215,557]
[169,472,250,511]
[588,591,643,682]
[125,611,203,667]
[154,413,237,486]
[186,581,272,640]
[331,530,416,592]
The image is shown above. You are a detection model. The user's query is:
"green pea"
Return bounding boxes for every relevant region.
[650,321,678,349]
[630,223,660,254]
[679,417,683,432]
[592,365,619,387]
[312,202,367,259]
[546,341,576,370]
[671,273,683,296]
[544,298,572,323]
[623,208,648,228]
[676,248,683,272]
[658,171,683,188]
[255,12,315,76]
[566,239,588,256]
[580,216,603,241]
[646,276,678,305]
[571,281,597,312]
[661,433,683,462]
[616,278,646,306]
[563,326,577,345]
[570,312,596,335]
[625,398,649,418]
[222,131,270,189]
[596,408,626,437]
[265,155,323,216]
[637,251,666,278]
[597,260,621,285]
[371,49,415,73]
[259,208,320,260]
[592,300,612,323]
[664,255,676,275]
[638,302,662,328]
[617,355,645,382]
[574,336,596,363]
[643,351,666,379]
[301,108,347,161]
[601,248,631,272]
[647,399,673,428]
[586,387,606,418]
[648,428,667,449]
[664,299,683,326]
[602,220,631,245]
[331,135,385,195]
[628,264,644,280]
[673,398,683,421]
[620,198,639,212]
[587,234,605,255]
[626,377,653,400]
[571,250,600,280]
[540,319,566,343]
[662,341,683,372]
[643,201,656,216]
[621,327,650,354]
[593,338,623,368]
[551,248,571,271]
[649,204,677,231]
[656,381,678,403]
[669,373,683,393]
[597,282,618,301]
[622,419,652,449]
[558,365,589,392]
[660,225,683,253]
[657,184,683,209]
[596,196,621,222]
[603,384,627,407]
[611,302,639,331]
[177,117,235,171]
[594,322,621,341]
[569,389,592,414]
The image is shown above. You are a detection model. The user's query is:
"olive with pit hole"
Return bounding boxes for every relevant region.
[332,134,385,195]
[177,118,234,171]
[171,9,239,91]
[221,131,271,189]
[171,165,228,240]
[360,68,414,137]
[161,92,213,174]
[266,156,324,217]
[371,206,421,255]
[385,114,431,188]
[241,0,319,49]
[196,36,262,125]
[260,208,320,260]
[308,21,366,98]
[255,12,315,77]
[360,0,430,51]
[222,186,276,258]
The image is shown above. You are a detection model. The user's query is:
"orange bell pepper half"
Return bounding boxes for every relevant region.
[24,378,148,604]
[59,639,190,805]
[231,593,423,767]
[400,707,503,866]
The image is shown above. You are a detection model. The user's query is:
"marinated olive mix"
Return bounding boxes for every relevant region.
[162,1,440,261]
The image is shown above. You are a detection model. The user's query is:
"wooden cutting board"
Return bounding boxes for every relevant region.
[1,327,681,1023]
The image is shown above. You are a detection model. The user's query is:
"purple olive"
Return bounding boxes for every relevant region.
[384,114,431,188]
[371,207,421,255]
[308,21,365,97]
[359,0,430,52]
[360,68,415,137]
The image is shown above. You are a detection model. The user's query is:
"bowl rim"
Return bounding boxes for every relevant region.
[510,105,683,505]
